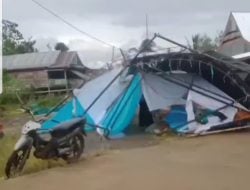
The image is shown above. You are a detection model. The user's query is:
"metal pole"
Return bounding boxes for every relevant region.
[150,66,234,102]
[44,95,70,117]
[83,35,157,115]
[142,66,241,110]
[146,14,149,39]
[155,33,246,68]
[110,46,115,68]
[156,33,197,53]
[120,48,128,66]
[154,33,249,105]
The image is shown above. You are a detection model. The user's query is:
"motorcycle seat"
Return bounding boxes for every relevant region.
[51,118,85,137]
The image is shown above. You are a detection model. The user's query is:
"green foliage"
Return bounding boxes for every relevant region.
[27,96,64,115]
[54,42,69,52]
[2,20,37,55]
[190,31,223,52]
[0,71,30,105]
[35,96,63,108]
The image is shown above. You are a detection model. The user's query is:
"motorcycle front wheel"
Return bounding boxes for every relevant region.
[62,133,84,163]
[5,147,30,178]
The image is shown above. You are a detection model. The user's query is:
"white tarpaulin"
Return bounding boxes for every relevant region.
[73,68,131,124]
[141,73,190,111]
[141,72,239,134]
[185,75,238,134]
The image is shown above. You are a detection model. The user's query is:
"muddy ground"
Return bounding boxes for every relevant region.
[1,131,250,190]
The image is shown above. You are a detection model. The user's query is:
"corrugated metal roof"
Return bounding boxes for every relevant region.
[3,51,60,70]
[51,51,77,68]
[232,12,250,42]
[3,51,84,71]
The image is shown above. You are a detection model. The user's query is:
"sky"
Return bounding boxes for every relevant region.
[3,0,250,64]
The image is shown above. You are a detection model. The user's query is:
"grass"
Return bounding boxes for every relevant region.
[0,134,18,178]
[0,134,66,179]
[34,96,64,108]
[0,104,25,120]
[0,95,67,179]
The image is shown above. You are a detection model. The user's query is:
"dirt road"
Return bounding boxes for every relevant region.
[1,132,250,190]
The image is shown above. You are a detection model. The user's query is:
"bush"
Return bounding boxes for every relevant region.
[0,71,32,105]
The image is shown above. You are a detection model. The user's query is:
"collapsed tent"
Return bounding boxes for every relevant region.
[136,51,250,107]
[42,34,250,137]
[42,68,142,138]
[42,65,250,137]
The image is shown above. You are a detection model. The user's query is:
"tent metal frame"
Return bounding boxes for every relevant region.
[36,33,250,137]
[154,34,250,103]
[143,66,241,109]
[89,34,248,136]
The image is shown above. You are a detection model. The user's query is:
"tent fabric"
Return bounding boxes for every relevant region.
[183,80,238,134]
[141,72,239,134]
[99,74,142,137]
[42,67,140,136]
[42,98,95,132]
[74,68,130,124]
[142,73,189,111]
[165,106,187,130]
[42,68,129,131]
[41,62,248,137]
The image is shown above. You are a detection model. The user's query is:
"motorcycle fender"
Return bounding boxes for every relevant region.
[14,135,33,151]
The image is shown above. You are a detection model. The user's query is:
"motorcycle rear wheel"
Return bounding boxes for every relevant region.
[62,133,84,163]
[5,147,30,178]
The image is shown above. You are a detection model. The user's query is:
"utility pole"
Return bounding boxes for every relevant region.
[146,14,149,39]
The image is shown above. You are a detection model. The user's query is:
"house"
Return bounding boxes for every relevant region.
[218,12,250,63]
[3,51,99,93]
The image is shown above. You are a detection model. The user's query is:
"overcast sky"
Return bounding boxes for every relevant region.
[3,0,250,64]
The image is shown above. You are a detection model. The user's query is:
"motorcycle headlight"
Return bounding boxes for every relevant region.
[22,121,41,135]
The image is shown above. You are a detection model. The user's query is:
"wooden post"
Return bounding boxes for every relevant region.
[47,71,51,95]
[64,69,69,94]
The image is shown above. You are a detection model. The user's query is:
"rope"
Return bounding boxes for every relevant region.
[31,0,117,48]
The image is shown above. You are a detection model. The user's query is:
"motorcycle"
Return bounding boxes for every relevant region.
[5,116,86,178]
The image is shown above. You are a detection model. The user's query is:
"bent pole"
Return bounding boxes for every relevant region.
[151,67,234,103]
[83,34,157,115]
[155,33,240,69]
[156,33,197,53]
[155,33,249,105]
[144,65,242,110]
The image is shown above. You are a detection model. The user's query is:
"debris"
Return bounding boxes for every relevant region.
[39,34,250,138]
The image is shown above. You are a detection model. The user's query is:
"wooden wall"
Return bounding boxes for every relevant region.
[10,70,49,89]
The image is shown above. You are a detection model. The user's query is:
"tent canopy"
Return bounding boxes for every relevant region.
[42,63,246,137]
[41,34,250,137]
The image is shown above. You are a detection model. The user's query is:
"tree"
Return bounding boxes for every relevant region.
[139,38,156,52]
[190,32,223,52]
[54,42,69,52]
[2,20,37,55]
